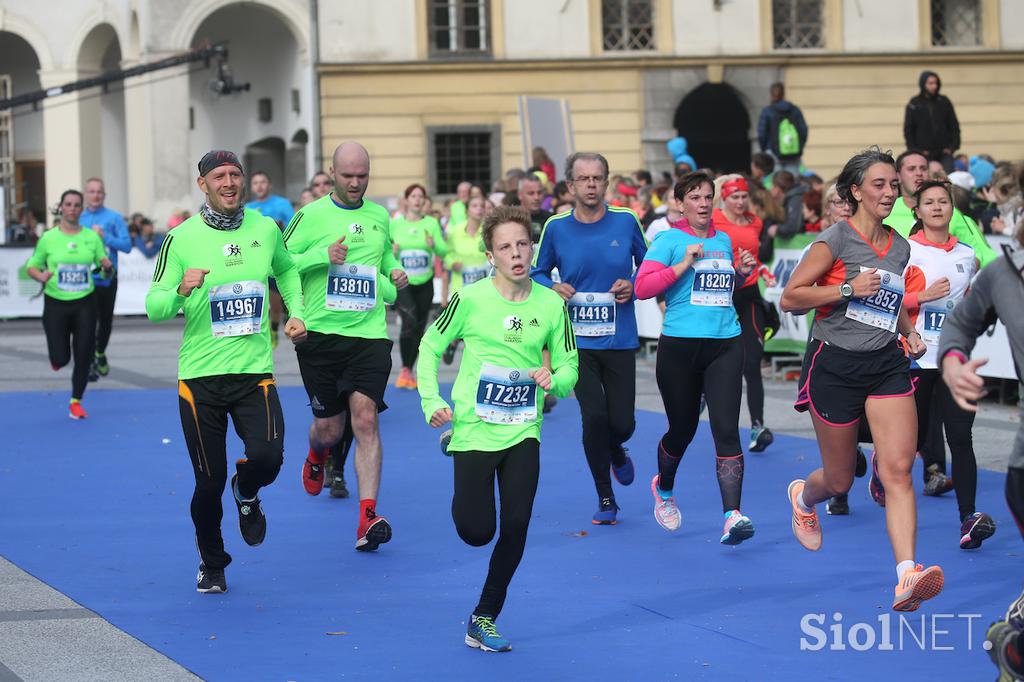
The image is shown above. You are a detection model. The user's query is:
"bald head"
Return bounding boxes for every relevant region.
[329,141,371,207]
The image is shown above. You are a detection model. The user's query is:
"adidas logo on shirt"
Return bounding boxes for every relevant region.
[610,240,620,247]
[529,318,540,327]
[251,240,261,248]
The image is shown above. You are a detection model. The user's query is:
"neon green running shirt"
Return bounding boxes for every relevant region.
[391,215,448,286]
[25,227,108,301]
[418,279,579,453]
[145,210,305,380]
[444,222,489,293]
[283,194,403,339]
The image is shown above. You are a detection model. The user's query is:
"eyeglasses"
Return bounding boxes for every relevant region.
[572,176,607,186]
[828,199,850,207]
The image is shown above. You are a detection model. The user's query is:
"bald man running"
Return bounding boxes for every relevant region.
[284,142,409,550]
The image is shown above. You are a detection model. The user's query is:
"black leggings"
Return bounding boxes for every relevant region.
[655,335,745,512]
[178,374,285,570]
[733,285,766,426]
[913,368,978,521]
[94,277,118,355]
[576,349,636,499]
[42,294,97,400]
[451,439,540,618]
[397,280,434,369]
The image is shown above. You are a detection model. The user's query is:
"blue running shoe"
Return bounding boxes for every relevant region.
[466,615,511,652]
[592,497,619,525]
[439,429,453,456]
[749,423,774,453]
[720,510,755,545]
[611,449,635,486]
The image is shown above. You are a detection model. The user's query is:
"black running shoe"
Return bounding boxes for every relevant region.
[439,429,453,456]
[443,343,458,365]
[1005,587,1024,630]
[329,471,350,499]
[87,361,99,383]
[231,474,266,547]
[855,447,868,478]
[749,423,774,453]
[959,511,996,550]
[356,515,392,552]
[826,494,849,515]
[196,564,227,593]
[543,394,557,414]
[95,353,110,377]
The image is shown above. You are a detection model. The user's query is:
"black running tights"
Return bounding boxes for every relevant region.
[42,294,96,400]
[94,277,118,354]
[451,439,540,618]
[733,284,766,426]
[397,280,434,369]
[576,349,636,499]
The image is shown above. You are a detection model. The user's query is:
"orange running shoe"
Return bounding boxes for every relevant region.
[396,367,413,389]
[788,479,822,551]
[893,564,944,612]
[69,401,88,420]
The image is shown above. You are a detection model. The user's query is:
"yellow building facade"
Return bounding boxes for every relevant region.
[319,0,1024,197]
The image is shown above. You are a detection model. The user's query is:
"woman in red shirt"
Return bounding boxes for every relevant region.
[712,176,774,452]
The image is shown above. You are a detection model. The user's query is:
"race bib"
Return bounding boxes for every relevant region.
[400,249,431,279]
[461,264,489,286]
[690,258,735,307]
[475,364,538,425]
[56,263,91,292]
[568,292,616,337]
[919,296,958,347]
[209,281,265,337]
[845,268,904,332]
[326,263,377,311]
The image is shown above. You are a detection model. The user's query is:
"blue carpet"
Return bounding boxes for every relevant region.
[0,386,1016,680]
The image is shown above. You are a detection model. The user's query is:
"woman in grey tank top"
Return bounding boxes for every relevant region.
[780,148,944,612]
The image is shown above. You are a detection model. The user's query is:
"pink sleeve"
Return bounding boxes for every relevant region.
[634,259,680,299]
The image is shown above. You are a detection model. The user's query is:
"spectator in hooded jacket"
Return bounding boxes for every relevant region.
[767,170,808,239]
[757,83,808,175]
[903,71,961,173]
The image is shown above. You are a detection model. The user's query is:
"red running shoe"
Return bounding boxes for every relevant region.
[69,402,88,420]
[302,457,325,495]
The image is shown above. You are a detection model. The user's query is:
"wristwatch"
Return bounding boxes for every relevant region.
[839,281,854,300]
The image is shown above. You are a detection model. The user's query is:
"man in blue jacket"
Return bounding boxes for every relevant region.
[80,177,132,378]
[757,83,808,175]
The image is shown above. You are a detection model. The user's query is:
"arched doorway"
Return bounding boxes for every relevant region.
[673,83,751,174]
[285,129,308,200]
[0,31,45,226]
[189,3,309,204]
[77,24,129,210]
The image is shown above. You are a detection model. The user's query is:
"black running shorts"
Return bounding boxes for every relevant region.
[296,331,393,418]
[795,338,913,427]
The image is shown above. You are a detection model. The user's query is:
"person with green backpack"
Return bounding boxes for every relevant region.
[757,82,808,175]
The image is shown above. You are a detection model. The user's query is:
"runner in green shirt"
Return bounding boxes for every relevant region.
[890,150,995,266]
[391,183,448,389]
[418,205,578,653]
[284,141,409,552]
[145,150,307,594]
[440,193,489,365]
[25,189,112,419]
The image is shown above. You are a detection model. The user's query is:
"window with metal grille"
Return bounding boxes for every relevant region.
[931,0,981,47]
[429,0,490,57]
[772,0,824,50]
[429,127,499,195]
[602,0,656,52]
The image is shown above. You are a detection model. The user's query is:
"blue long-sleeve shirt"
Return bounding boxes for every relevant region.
[531,205,648,350]
[133,233,165,258]
[80,206,131,273]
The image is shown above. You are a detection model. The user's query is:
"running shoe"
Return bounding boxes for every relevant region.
[749,423,774,453]
[87,362,99,382]
[923,463,955,497]
[650,475,681,531]
[439,429,453,456]
[69,402,88,420]
[302,457,325,496]
[329,471,350,499]
[868,452,886,508]
[196,564,227,594]
[592,497,619,525]
[720,510,755,545]
[396,367,414,389]
[94,352,109,376]
[892,564,944,612]
[986,621,1024,682]
[442,343,457,366]
[855,446,868,478]
[611,448,635,486]
[356,515,392,552]
[788,479,822,551]
[231,474,266,547]
[465,614,511,652]
[1005,587,1024,630]
[959,511,996,550]
[542,394,557,414]
[826,494,849,516]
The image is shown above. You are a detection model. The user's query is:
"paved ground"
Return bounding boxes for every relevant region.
[0,314,1019,680]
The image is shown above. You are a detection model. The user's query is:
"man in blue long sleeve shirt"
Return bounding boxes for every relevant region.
[81,177,131,377]
[531,152,648,525]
